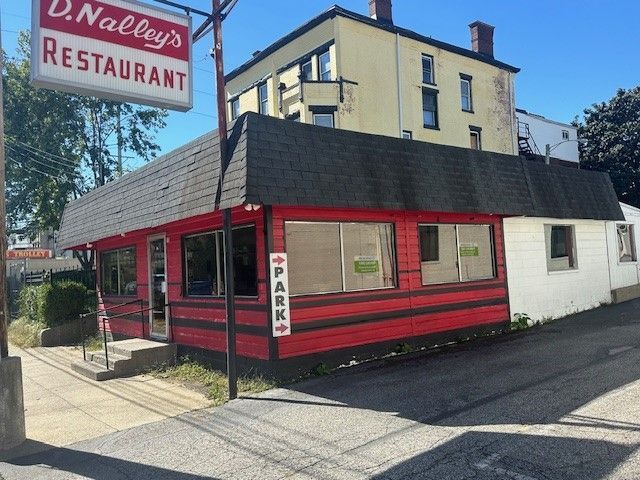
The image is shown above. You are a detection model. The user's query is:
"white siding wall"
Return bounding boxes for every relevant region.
[607,203,640,290]
[504,217,611,322]
[516,111,579,163]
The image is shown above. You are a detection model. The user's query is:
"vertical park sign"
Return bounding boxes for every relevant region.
[31,0,193,111]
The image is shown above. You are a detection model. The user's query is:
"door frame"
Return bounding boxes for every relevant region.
[147,234,169,340]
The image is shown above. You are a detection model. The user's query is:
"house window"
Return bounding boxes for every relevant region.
[402,130,413,140]
[258,83,269,115]
[422,88,438,128]
[545,225,577,272]
[101,247,137,296]
[617,224,637,263]
[422,54,434,84]
[460,76,472,112]
[301,59,313,81]
[419,224,495,285]
[313,113,334,128]
[230,98,240,120]
[562,130,569,140]
[319,50,331,81]
[470,127,482,150]
[183,225,257,297]
[285,221,397,295]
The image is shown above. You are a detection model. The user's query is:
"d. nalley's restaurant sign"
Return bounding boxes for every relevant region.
[31,0,193,111]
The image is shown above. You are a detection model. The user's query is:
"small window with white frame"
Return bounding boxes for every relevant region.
[313,113,334,128]
[258,82,269,115]
[460,74,473,112]
[402,130,413,140]
[545,224,577,272]
[230,98,240,120]
[617,224,637,263]
[318,50,331,81]
[562,130,570,140]
[422,54,434,84]
[301,59,313,81]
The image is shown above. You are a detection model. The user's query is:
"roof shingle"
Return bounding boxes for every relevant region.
[58,113,623,249]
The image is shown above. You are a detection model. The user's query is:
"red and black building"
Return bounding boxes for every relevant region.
[58,113,622,375]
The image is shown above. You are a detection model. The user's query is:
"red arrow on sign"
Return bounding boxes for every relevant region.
[275,323,289,334]
[272,255,286,266]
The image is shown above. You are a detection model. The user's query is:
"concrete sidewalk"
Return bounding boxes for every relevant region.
[1,345,209,460]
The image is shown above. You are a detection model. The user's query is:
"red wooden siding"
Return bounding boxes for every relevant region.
[272,207,509,359]
[96,206,269,360]
[93,204,509,364]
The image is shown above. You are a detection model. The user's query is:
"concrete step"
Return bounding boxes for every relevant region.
[107,339,177,368]
[72,339,177,381]
[71,360,116,381]
[88,351,130,370]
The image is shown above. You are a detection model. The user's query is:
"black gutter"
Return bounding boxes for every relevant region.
[225,5,520,83]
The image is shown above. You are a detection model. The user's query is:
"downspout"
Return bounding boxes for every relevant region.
[396,33,403,138]
[604,221,614,303]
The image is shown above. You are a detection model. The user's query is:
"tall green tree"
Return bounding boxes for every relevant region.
[3,32,168,268]
[578,86,640,208]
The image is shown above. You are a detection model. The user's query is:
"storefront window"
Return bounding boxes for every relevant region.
[419,224,495,285]
[285,221,396,296]
[101,247,137,295]
[183,225,257,297]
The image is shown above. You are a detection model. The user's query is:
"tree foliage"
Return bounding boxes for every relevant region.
[578,86,640,207]
[3,32,168,268]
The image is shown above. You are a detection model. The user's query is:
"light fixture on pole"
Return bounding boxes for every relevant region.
[545,139,588,166]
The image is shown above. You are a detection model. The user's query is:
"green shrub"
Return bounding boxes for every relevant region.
[18,286,44,324]
[38,281,89,328]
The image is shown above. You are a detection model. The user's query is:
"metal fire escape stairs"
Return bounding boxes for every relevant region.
[517,121,541,162]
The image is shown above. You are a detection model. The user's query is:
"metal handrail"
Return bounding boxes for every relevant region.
[80,302,172,370]
[79,298,144,364]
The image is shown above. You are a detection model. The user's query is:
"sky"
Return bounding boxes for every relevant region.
[2,0,639,170]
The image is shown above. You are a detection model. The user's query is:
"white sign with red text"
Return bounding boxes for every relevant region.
[31,0,193,111]
[270,253,291,338]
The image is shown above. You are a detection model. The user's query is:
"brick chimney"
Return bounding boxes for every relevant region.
[469,21,494,57]
[369,0,393,25]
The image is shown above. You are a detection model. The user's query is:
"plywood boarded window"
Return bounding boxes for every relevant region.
[285,221,397,295]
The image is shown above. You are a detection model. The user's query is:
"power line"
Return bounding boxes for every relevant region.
[6,144,80,172]
[6,139,80,167]
[7,156,76,184]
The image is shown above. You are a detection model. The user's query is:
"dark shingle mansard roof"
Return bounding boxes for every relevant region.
[58,112,623,249]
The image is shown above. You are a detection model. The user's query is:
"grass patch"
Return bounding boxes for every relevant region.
[8,317,44,348]
[81,333,105,352]
[150,357,276,406]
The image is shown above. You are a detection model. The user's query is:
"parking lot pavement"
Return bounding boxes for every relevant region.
[2,300,640,479]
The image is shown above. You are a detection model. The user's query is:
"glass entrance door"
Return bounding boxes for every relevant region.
[149,237,168,339]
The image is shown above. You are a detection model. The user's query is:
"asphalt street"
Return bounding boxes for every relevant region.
[3,299,640,479]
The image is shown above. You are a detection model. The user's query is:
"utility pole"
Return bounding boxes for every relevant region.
[212,0,238,400]
[117,106,123,177]
[0,23,9,359]
[0,18,26,451]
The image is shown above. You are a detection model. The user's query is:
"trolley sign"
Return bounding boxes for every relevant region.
[31,0,193,111]
[270,253,291,337]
